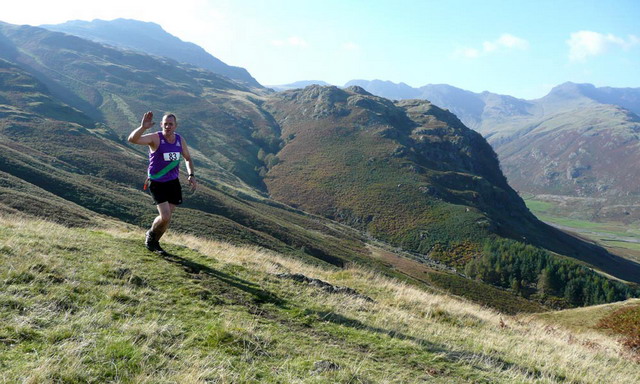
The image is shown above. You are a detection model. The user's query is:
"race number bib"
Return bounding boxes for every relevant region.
[163,152,181,161]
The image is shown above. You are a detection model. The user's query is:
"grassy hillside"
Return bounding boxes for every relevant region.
[2,214,639,383]
[534,298,640,333]
[0,78,554,314]
[598,304,640,353]
[0,45,372,269]
[534,298,640,359]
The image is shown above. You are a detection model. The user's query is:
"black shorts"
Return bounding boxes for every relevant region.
[149,178,183,205]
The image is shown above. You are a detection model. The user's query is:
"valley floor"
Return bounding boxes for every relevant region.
[1,215,638,383]
[524,195,640,265]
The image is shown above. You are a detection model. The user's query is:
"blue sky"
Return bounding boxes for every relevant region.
[3,0,639,99]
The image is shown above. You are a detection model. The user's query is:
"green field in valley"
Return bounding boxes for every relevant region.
[524,196,640,264]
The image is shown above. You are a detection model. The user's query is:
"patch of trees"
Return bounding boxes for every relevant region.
[464,238,638,307]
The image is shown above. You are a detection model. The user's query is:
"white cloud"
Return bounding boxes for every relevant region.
[497,34,530,50]
[271,36,309,48]
[567,31,640,61]
[482,41,499,53]
[455,33,529,59]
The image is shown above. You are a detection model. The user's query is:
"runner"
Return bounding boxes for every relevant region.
[128,111,197,254]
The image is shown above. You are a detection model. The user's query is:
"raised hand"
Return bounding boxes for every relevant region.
[141,111,155,130]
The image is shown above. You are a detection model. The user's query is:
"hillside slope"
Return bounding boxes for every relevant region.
[1,215,638,383]
[262,85,640,283]
[535,298,640,334]
[0,21,276,190]
[494,84,640,221]
[263,86,523,241]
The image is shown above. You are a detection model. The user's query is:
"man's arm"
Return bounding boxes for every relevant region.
[182,137,197,190]
[128,111,158,147]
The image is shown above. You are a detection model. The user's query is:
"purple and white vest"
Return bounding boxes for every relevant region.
[148,132,182,182]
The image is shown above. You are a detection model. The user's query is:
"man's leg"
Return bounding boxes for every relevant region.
[151,202,176,240]
[146,202,176,253]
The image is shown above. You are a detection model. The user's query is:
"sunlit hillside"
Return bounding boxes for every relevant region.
[1,214,638,383]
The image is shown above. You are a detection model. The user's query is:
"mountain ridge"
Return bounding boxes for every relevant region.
[345,79,640,222]
[267,80,331,92]
[340,79,640,131]
[40,18,262,88]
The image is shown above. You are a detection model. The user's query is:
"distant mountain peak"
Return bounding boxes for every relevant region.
[344,79,420,100]
[41,18,262,88]
[547,82,596,97]
[267,80,331,92]
[344,85,372,96]
[64,18,163,28]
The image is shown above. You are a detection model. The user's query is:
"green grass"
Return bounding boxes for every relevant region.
[534,299,640,356]
[536,215,626,234]
[519,198,555,213]
[602,240,640,251]
[424,270,546,315]
[534,299,640,333]
[2,215,639,383]
[525,196,640,249]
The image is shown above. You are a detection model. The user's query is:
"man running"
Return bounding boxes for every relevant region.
[128,111,197,254]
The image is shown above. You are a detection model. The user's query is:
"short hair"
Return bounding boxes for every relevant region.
[163,113,177,123]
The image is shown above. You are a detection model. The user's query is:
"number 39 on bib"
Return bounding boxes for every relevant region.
[163,152,181,161]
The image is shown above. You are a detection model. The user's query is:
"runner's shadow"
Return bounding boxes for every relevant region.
[159,251,284,306]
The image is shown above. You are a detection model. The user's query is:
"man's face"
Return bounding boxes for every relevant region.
[162,116,177,134]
